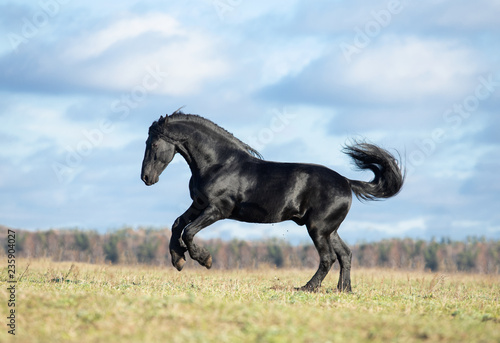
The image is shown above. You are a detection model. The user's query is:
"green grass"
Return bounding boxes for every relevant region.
[1,259,499,342]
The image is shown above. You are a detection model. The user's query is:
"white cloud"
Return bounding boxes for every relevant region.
[0,98,71,160]
[435,1,500,29]
[343,217,427,236]
[257,37,326,87]
[57,13,231,95]
[0,95,141,164]
[63,14,182,62]
[216,0,300,24]
[344,36,478,101]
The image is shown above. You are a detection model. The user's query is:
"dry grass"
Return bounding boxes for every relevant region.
[1,259,499,342]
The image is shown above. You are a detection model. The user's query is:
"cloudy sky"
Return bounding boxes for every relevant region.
[1,0,499,244]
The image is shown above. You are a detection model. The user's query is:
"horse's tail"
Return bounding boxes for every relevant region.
[343,141,405,201]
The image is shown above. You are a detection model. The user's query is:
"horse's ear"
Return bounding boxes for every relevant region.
[158,115,168,126]
[172,106,185,116]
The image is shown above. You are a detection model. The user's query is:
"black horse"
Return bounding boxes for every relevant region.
[141,110,404,292]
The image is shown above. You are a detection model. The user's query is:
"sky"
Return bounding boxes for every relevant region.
[1,0,499,244]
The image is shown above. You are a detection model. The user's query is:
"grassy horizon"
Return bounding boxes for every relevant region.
[1,259,499,342]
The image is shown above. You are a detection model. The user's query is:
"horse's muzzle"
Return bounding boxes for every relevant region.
[141,173,158,186]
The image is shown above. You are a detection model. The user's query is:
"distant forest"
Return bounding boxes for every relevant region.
[3,226,499,274]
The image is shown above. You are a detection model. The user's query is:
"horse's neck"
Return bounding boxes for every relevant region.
[173,124,232,176]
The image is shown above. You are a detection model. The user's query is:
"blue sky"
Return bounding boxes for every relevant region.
[1,0,499,244]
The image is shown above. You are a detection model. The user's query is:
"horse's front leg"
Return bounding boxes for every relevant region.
[170,204,201,271]
[182,206,222,269]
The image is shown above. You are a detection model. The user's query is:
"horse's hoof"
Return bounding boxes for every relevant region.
[296,284,319,293]
[172,254,186,271]
[337,283,352,293]
[174,259,186,271]
[203,255,212,269]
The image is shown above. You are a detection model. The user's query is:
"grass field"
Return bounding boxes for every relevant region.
[1,259,499,342]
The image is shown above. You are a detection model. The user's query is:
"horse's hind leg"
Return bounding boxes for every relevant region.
[330,231,352,292]
[299,223,337,292]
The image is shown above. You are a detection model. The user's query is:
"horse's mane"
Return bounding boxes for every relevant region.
[154,110,263,159]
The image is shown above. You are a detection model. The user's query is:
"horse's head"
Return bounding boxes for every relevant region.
[141,115,176,186]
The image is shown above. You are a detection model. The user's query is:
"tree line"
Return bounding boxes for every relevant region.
[3,226,499,273]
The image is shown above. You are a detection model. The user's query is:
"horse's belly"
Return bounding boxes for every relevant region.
[229,199,303,224]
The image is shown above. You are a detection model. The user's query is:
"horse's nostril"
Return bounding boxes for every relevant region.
[143,175,149,183]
